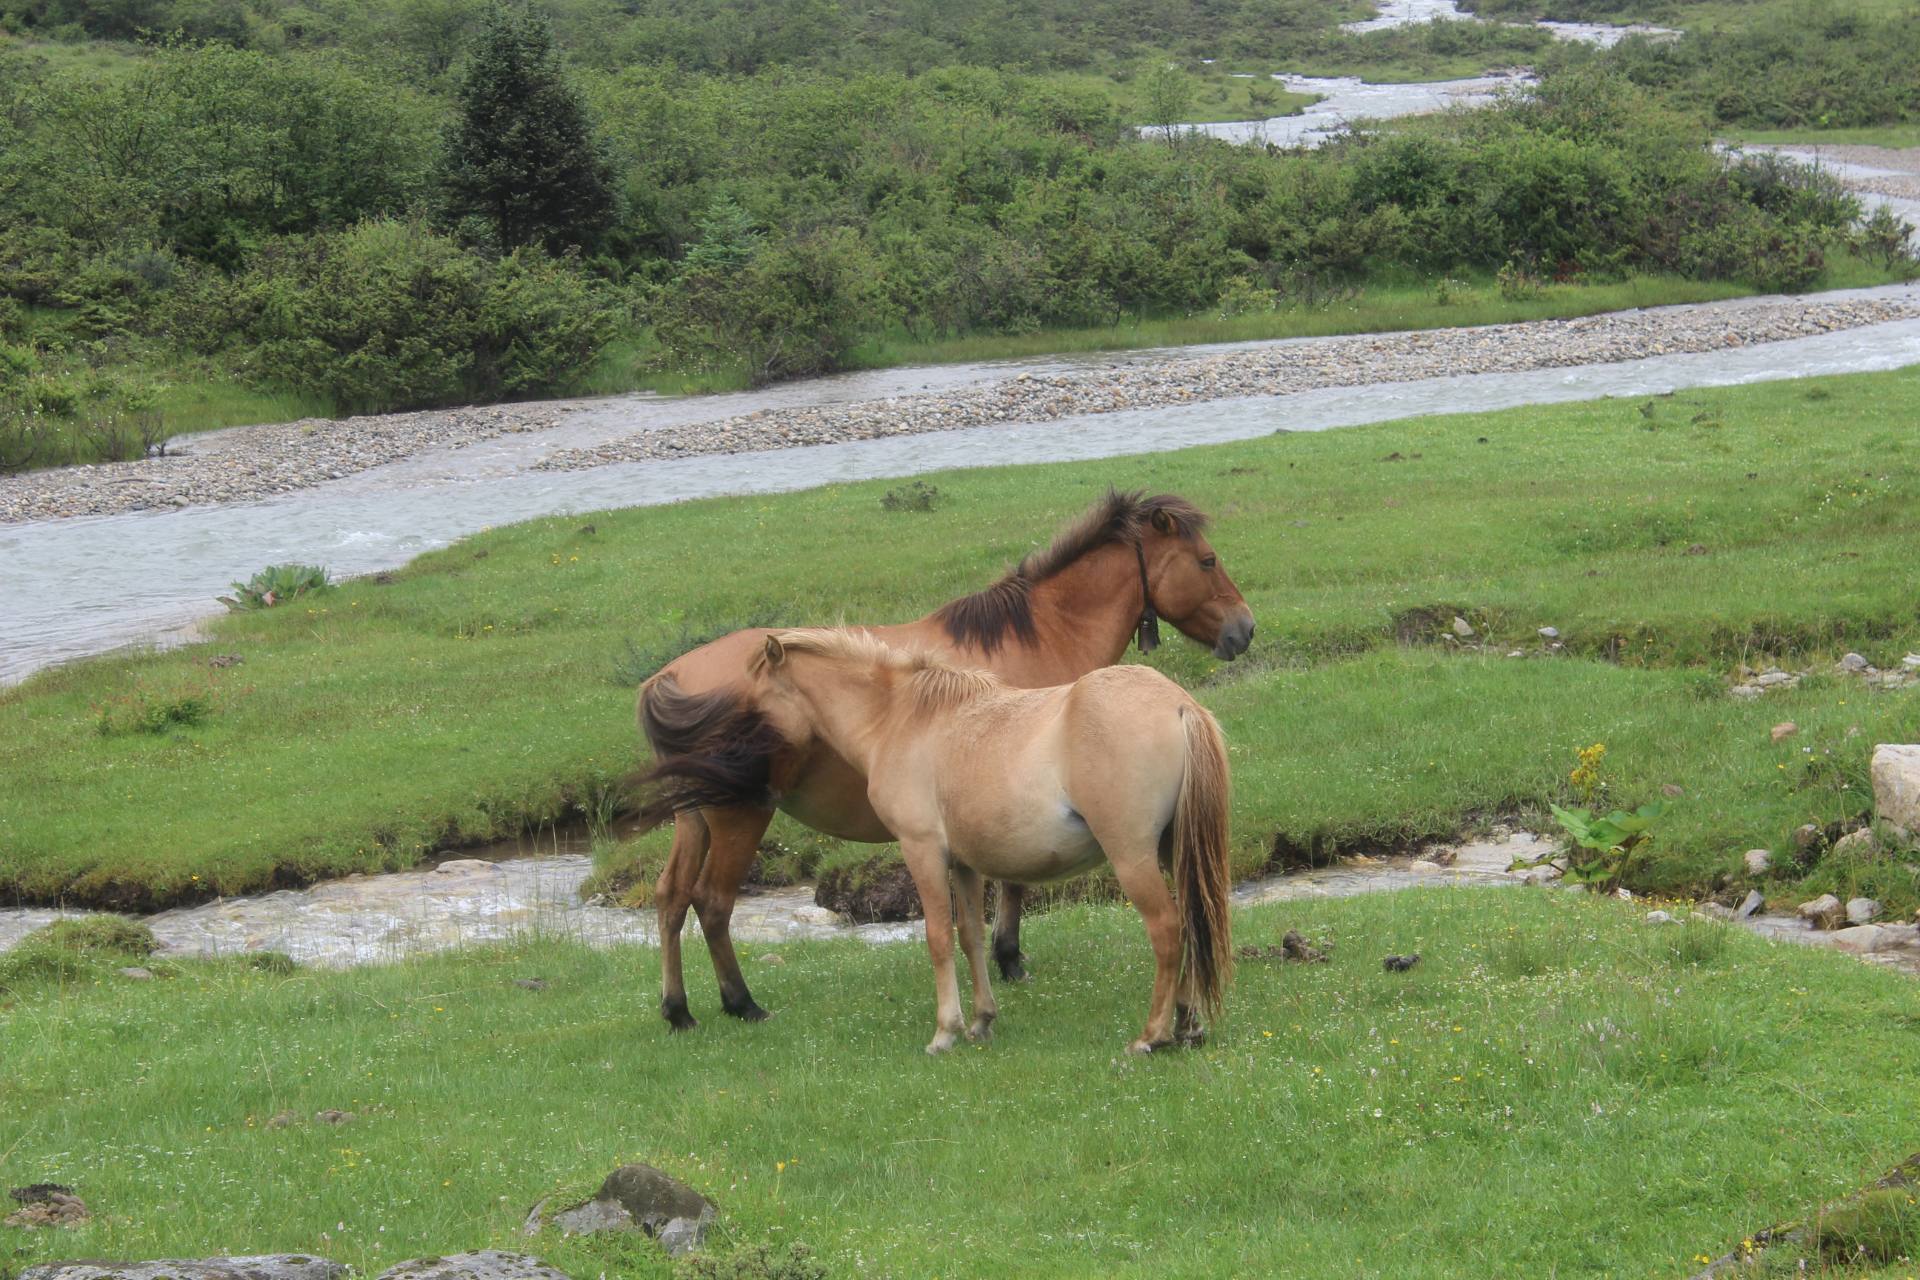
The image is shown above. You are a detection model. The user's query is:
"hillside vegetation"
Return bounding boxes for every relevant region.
[3,0,1915,469]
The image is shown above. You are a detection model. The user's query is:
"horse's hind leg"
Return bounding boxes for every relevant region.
[992,882,1029,981]
[952,866,998,1042]
[692,804,776,1022]
[657,809,710,1031]
[1103,844,1184,1054]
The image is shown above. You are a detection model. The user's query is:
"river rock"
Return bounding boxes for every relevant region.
[1832,828,1881,859]
[1796,894,1844,928]
[376,1252,568,1280]
[1847,897,1883,925]
[21,1260,345,1280]
[1537,626,1560,640]
[1736,889,1765,919]
[1743,849,1772,876]
[1644,909,1675,924]
[525,1164,714,1258]
[1871,744,1920,836]
[1839,652,1870,673]
[1451,616,1474,638]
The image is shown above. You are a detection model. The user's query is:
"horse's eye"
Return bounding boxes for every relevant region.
[1200,556,1217,569]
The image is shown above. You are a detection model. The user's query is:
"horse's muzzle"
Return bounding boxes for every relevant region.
[1212,612,1254,660]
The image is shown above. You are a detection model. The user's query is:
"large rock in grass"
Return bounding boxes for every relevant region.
[524,1165,715,1257]
[1872,744,1920,837]
[1796,894,1844,929]
[375,1253,568,1280]
[21,1259,345,1280]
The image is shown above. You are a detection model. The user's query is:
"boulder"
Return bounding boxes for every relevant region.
[1743,849,1772,876]
[1832,828,1882,860]
[1736,889,1765,920]
[1451,616,1474,638]
[1871,744,1920,836]
[1644,910,1675,924]
[376,1253,568,1280]
[1796,894,1844,928]
[1839,652,1870,673]
[1847,897,1883,925]
[22,1260,344,1280]
[524,1164,715,1258]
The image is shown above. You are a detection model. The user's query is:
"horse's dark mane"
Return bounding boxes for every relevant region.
[933,490,1208,654]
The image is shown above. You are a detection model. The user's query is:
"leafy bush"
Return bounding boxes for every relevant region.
[244,221,484,412]
[652,227,889,385]
[880,480,942,512]
[677,1243,828,1280]
[96,685,215,736]
[219,563,331,611]
[474,248,617,398]
[242,221,613,411]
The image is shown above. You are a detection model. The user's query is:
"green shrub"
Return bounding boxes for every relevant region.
[219,563,331,611]
[475,248,617,398]
[242,222,613,411]
[245,220,483,413]
[652,227,890,385]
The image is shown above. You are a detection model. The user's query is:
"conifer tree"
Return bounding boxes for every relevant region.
[442,5,613,254]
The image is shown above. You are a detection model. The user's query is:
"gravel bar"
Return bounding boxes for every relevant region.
[0,403,576,524]
[3,294,1914,523]
[536,296,1919,472]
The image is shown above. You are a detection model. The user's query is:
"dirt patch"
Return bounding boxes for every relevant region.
[814,859,922,923]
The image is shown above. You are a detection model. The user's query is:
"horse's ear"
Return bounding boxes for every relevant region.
[763,635,786,667]
[1149,509,1176,535]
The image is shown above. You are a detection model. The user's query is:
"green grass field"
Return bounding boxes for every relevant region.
[5,366,1919,915]
[3,890,1918,1279]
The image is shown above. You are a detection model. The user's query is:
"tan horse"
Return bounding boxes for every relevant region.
[637,490,1255,1030]
[750,629,1234,1055]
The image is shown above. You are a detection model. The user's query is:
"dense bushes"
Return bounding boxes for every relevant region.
[242,221,614,412]
[0,27,1889,422]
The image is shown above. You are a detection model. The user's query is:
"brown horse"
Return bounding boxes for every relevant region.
[637,490,1254,1030]
[750,629,1234,1054]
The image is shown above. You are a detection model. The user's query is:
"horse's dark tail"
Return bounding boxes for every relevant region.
[1173,701,1234,1020]
[632,675,786,829]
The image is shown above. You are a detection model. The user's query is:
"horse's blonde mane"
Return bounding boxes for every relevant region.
[755,628,999,714]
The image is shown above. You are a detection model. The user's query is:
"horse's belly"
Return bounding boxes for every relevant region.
[953,809,1103,884]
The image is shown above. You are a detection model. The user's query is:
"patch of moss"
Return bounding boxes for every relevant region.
[1810,1187,1920,1264]
[0,914,157,987]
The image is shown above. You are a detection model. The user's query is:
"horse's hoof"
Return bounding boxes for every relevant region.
[662,999,698,1032]
[1127,1038,1159,1056]
[967,1019,995,1044]
[994,944,1029,982]
[723,999,772,1023]
[1177,1026,1207,1048]
[926,1030,960,1055]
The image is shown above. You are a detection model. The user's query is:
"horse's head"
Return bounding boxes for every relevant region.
[1140,506,1255,661]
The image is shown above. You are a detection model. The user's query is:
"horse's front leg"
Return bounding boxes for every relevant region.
[951,865,998,1043]
[899,838,965,1054]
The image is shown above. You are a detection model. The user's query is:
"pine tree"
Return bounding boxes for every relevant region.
[442,5,613,254]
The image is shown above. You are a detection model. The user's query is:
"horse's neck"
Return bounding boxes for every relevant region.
[1021,545,1142,675]
[791,667,901,767]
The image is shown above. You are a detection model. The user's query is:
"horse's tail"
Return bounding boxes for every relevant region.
[1173,701,1234,1019]
[632,674,786,829]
